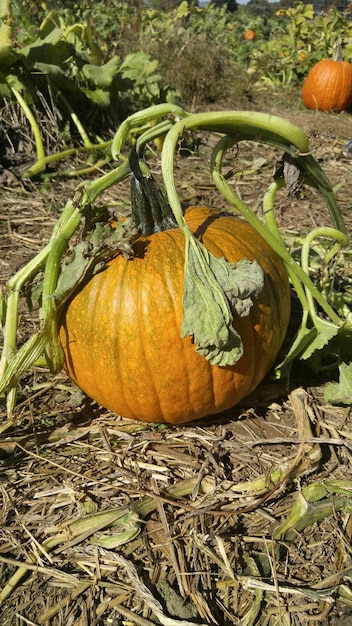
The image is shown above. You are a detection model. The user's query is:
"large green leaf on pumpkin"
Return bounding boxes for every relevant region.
[181,240,265,367]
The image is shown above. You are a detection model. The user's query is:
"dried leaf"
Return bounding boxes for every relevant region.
[181,237,264,366]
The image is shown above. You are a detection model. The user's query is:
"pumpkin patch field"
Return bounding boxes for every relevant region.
[1,2,352,625]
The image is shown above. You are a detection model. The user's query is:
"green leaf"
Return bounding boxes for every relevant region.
[0,0,11,19]
[82,56,121,89]
[33,61,66,78]
[175,0,191,19]
[4,72,24,93]
[81,86,111,107]
[301,3,315,19]
[18,27,63,61]
[324,363,352,406]
[275,324,317,379]
[0,73,12,97]
[25,61,79,97]
[300,323,339,360]
[212,257,264,317]
[54,217,136,305]
[120,52,159,84]
[54,241,97,303]
[196,327,244,367]
[181,238,264,367]
[38,11,63,39]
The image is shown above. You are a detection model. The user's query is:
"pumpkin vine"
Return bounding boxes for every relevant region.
[0,103,350,422]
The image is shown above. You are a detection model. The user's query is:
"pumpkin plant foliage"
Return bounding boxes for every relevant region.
[0,104,350,423]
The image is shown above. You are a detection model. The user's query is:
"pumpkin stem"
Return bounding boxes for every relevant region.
[332,41,343,62]
[129,147,178,236]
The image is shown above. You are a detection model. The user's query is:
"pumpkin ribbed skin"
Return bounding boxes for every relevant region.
[302,59,352,112]
[59,206,290,424]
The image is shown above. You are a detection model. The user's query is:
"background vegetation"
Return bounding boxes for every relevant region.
[1,0,352,178]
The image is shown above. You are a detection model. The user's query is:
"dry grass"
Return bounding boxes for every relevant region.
[1,101,352,625]
[1,386,352,625]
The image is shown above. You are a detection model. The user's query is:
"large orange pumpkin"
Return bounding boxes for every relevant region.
[59,205,290,424]
[302,55,352,112]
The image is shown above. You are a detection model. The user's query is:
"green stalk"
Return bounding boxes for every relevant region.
[158,110,349,371]
[0,194,79,380]
[160,110,310,233]
[10,87,46,175]
[111,102,189,159]
[262,179,311,313]
[300,226,349,329]
[135,118,175,153]
[160,110,347,236]
[82,158,130,205]
[23,139,113,179]
[1,104,349,416]
[0,203,80,415]
[209,136,346,327]
[40,209,84,372]
[42,158,111,180]
[274,482,352,543]
[296,154,348,235]
[0,159,131,417]
[262,180,348,328]
[58,93,94,148]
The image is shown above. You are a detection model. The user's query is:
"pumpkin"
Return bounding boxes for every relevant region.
[302,47,352,112]
[244,29,256,41]
[59,202,290,425]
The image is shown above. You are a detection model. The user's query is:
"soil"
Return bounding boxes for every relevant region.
[0,100,352,625]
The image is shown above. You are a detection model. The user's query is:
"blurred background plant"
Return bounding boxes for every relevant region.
[1,0,352,176]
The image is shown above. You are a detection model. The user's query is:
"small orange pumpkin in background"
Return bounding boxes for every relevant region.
[302,44,352,112]
[244,29,256,41]
[297,51,307,63]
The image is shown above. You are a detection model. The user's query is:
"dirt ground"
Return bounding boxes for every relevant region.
[0,101,352,625]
